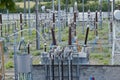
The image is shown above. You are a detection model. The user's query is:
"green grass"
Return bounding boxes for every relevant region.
[31,50,41,56]
[90,53,111,65]
[5,61,14,69]
[33,59,40,64]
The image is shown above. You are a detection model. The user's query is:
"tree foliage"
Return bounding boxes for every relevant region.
[0,0,16,11]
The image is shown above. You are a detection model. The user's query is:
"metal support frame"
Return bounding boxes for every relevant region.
[99,0,103,29]
[82,0,85,34]
[52,0,54,11]
[58,0,61,42]
[35,0,40,50]
[65,0,68,26]
[14,20,18,80]
[24,0,27,25]
[7,10,10,33]
[28,0,31,35]
[112,20,120,65]
[112,4,120,64]
[108,0,113,45]
[52,55,54,80]
[57,55,61,80]
[112,20,120,64]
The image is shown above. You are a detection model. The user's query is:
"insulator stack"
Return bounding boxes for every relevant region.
[84,25,89,46]
[74,12,76,36]
[20,13,23,37]
[51,28,57,45]
[68,26,72,45]
[95,11,98,36]
[0,14,2,37]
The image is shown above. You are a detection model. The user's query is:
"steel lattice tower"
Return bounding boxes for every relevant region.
[112,8,120,64]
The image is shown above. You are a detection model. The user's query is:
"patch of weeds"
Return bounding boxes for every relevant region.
[32,59,40,64]
[9,52,13,58]
[32,50,41,56]
[101,60,109,65]
[5,61,14,69]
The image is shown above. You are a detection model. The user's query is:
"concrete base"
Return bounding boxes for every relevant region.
[32,65,120,80]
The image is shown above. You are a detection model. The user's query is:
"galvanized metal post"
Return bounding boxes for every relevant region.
[24,0,27,25]
[14,21,18,80]
[68,57,71,80]
[35,0,40,50]
[28,0,31,35]
[65,0,68,26]
[108,0,111,44]
[7,10,10,33]
[5,24,6,36]
[77,54,80,80]
[99,0,102,29]
[70,58,73,80]
[109,0,113,45]
[61,56,64,80]
[52,0,54,11]
[58,56,61,80]
[108,0,111,20]
[110,0,114,21]
[52,55,54,80]
[7,10,9,22]
[58,50,63,80]
[82,0,85,34]
[58,0,61,42]
[74,2,77,36]
[44,54,48,80]
[49,54,52,80]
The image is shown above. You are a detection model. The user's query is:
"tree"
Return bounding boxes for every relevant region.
[0,0,16,11]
